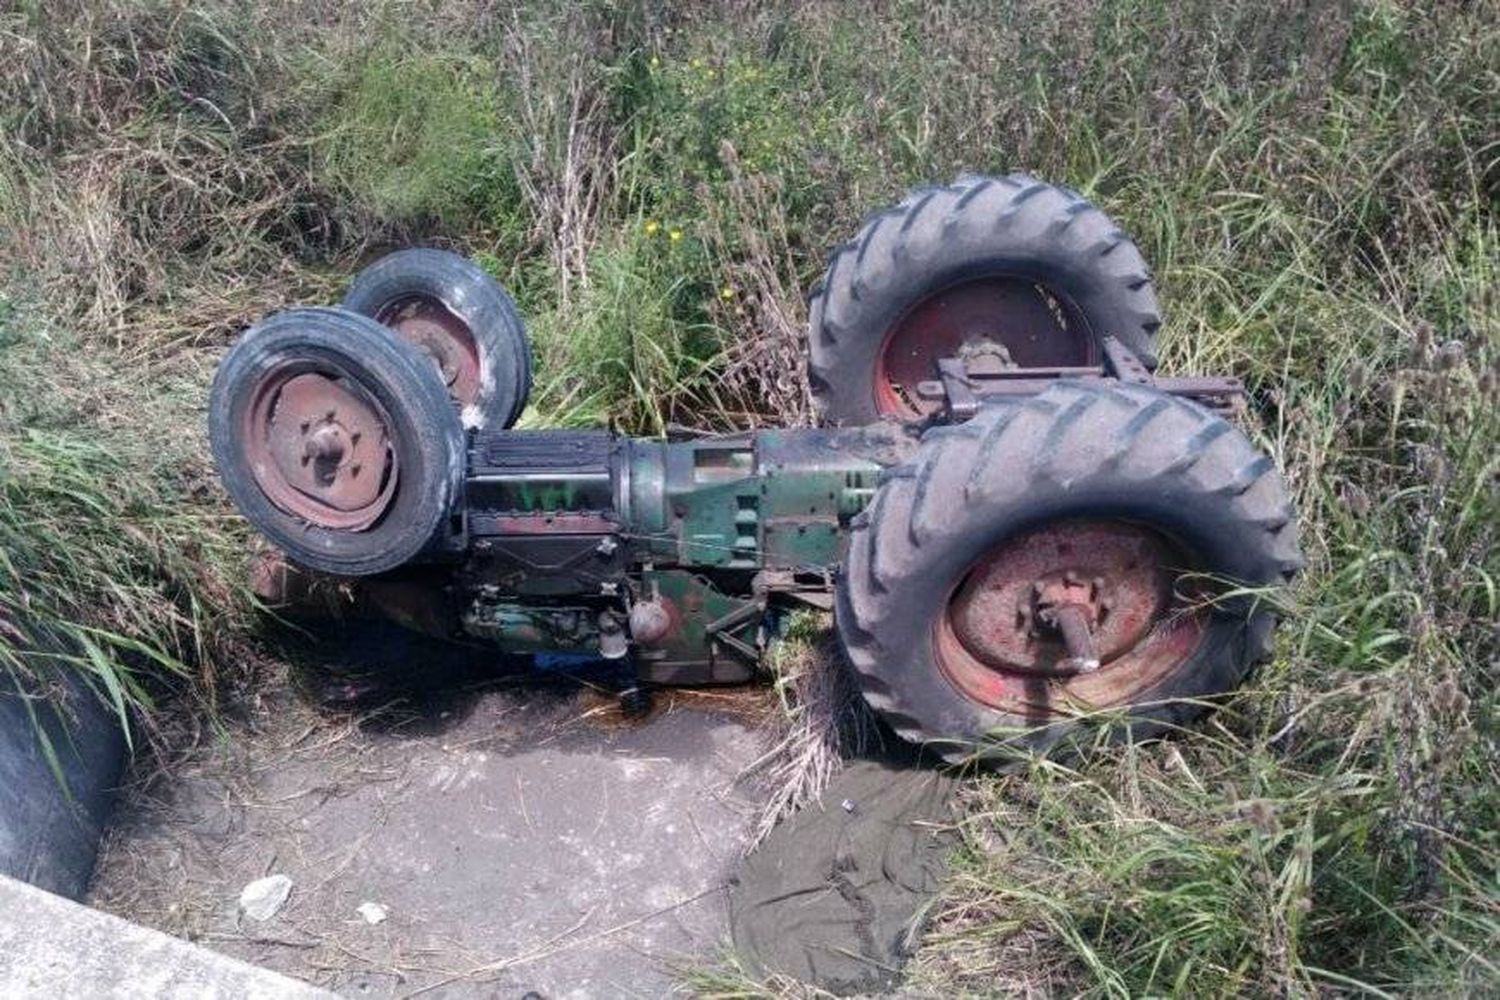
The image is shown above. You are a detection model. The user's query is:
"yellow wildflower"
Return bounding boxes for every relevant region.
[719,286,735,300]
[644,220,660,235]
[668,229,684,242]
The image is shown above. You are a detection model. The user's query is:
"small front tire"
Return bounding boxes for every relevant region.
[208,307,466,577]
[343,248,532,429]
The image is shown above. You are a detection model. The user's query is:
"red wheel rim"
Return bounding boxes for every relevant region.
[375,294,482,407]
[933,520,1210,716]
[874,275,1096,418]
[241,364,398,530]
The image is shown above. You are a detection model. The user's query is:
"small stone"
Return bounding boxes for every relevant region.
[840,799,856,814]
[238,874,293,921]
[356,901,388,925]
[1436,339,1466,371]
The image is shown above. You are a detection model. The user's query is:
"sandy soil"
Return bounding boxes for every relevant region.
[89,623,774,998]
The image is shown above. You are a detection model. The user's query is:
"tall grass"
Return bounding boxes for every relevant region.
[0,309,247,753]
[0,0,1494,992]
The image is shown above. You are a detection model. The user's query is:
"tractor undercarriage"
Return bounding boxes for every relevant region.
[216,174,1301,763]
[254,338,1246,691]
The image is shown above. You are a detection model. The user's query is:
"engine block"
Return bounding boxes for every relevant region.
[438,425,909,682]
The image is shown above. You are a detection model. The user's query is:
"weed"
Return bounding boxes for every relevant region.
[0,308,247,757]
[0,0,1494,992]
[316,44,519,228]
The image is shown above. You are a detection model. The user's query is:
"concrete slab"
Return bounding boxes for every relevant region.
[0,873,333,999]
[89,629,773,997]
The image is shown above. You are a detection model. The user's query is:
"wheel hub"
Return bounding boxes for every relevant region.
[244,368,398,530]
[376,295,482,405]
[1023,571,1107,674]
[937,520,1208,713]
[875,276,1096,418]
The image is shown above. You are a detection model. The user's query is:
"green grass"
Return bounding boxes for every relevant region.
[519,229,729,433]
[315,43,520,227]
[0,308,247,761]
[0,0,1494,993]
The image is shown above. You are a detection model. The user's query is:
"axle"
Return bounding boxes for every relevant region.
[464,425,905,573]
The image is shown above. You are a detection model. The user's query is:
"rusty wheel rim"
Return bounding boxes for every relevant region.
[375,294,482,407]
[242,363,398,530]
[874,276,1096,418]
[933,520,1209,716]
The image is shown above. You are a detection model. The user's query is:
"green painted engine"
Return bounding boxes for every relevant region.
[455,425,904,683]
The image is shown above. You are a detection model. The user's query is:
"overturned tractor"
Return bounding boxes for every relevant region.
[209,175,1302,763]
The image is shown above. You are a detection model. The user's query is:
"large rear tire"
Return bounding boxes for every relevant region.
[835,381,1302,765]
[808,175,1163,425]
[208,307,465,576]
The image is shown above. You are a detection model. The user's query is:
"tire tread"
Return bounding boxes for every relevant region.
[835,382,1302,765]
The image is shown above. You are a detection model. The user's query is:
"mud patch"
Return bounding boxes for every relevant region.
[729,760,959,995]
[88,623,771,997]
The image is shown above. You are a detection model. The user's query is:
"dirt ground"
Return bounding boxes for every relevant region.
[88,623,777,998]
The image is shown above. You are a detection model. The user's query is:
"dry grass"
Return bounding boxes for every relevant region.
[737,618,880,848]
[2,0,1496,994]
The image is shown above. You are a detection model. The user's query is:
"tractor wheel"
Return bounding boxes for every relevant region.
[808,174,1162,425]
[835,381,1302,765]
[209,307,465,576]
[343,248,532,429]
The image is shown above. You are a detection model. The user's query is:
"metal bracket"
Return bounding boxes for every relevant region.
[704,600,764,661]
[922,337,1244,419]
[1100,336,1152,384]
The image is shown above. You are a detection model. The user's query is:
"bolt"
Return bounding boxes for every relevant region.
[618,686,653,719]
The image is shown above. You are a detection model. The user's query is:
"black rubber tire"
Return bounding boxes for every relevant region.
[835,381,1303,765]
[343,248,532,429]
[0,670,126,899]
[808,174,1163,426]
[209,307,465,576]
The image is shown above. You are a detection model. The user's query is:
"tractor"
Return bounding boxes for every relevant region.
[209,175,1302,763]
